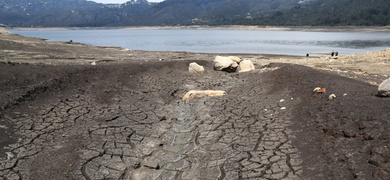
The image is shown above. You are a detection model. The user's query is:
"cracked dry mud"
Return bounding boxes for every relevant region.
[1,31,390,180]
[0,61,304,179]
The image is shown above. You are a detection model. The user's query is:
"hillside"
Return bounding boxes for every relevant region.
[1,0,389,27]
[0,0,152,27]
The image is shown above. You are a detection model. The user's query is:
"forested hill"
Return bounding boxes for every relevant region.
[0,0,152,27]
[1,0,389,27]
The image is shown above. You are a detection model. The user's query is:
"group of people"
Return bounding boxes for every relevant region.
[306,51,339,57]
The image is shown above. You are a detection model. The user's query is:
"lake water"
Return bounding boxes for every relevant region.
[10,29,390,56]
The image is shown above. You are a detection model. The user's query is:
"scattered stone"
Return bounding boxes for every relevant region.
[238,59,255,72]
[343,93,348,97]
[281,107,286,110]
[182,90,226,100]
[313,87,326,93]
[188,62,205,74]
[329,94,336,100]
[378,77,390,97]
[91,61,96,66]
[213,56,239,72]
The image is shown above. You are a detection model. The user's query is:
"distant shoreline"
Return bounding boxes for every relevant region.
[8,25,390,32]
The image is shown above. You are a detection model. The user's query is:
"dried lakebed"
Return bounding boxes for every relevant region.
[1,30,390,179]
[1,61,304,179]
[1,61,389,179]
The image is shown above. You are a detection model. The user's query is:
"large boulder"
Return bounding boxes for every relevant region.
[378,77,390,97]
[188,62,204,74]
[213,56,238,72]
[238,59,255,72]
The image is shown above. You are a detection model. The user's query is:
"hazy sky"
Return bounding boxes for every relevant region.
[92,0,164,4]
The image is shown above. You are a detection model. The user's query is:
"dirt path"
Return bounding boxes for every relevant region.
[1,30,390,179]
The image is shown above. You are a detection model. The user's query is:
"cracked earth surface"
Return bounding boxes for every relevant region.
[1,31,390,180]
[1,61,304,179]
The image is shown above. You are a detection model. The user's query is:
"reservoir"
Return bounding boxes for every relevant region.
[10,29,390,56]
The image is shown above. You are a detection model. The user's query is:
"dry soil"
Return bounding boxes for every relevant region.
[0,29,389,180]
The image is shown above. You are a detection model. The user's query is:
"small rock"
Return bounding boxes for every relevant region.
[329,94,336,100]
[281,107,286,110]
[91,61,96,66]
[188,62,205,74]
[238,60,255,72]
[378,77,390,97]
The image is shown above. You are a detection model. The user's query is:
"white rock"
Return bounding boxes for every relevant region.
[213,56,239,72]
[238,60,255,72]
[188,62,205,74]
[329,94,336,100]
[91,61,96,66]
[378,77,390,97]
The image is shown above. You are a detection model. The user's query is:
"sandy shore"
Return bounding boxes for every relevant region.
[0,28,390,179]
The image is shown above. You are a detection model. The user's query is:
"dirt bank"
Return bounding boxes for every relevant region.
[0,30,389,179]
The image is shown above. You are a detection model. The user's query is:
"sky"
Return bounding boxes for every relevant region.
[92,0,164,4]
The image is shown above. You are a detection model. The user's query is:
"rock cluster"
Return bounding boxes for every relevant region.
[378,77,390,97]
[213,56,255,73]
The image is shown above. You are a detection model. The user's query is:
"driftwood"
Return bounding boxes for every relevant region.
[182,90,227,100]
